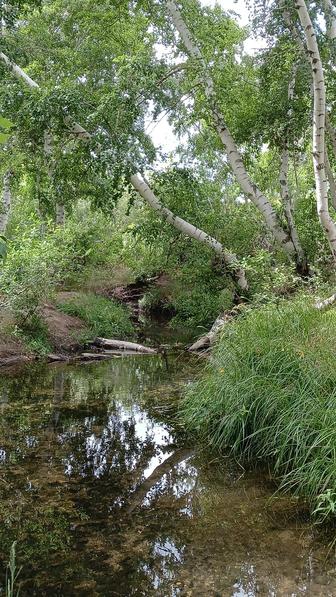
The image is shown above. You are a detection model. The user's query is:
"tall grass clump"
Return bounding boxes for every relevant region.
[183,298,336,522]
[58,292,134,340]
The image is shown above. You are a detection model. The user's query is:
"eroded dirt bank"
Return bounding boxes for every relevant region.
[0,276,175,368]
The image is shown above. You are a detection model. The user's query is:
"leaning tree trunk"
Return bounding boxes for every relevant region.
[130,174,248,290]
[296,0,336,262]
[0,170,11,234]
[165,0,298,262]
[0,51,249,292]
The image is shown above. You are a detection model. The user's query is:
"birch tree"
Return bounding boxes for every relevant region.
[280,2,336,217]
[323,0,336,40]
[130,173,248,289]
[165,0,300,265]
[296,0,336,262]
[0,51,248,291]
[279,63,306,269]
[0,170,12,234]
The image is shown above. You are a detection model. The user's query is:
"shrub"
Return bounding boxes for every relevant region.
[183,298,336,522]
[0,205,122,337]
[0,227,66,326]
[170,282,234,330]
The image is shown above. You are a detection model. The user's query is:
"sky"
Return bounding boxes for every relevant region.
[149,0,264,154]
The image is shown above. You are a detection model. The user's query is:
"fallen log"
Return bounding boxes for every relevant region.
[102,349,151,356]
[315,293,336,310]
[0,355,31,367]
[93,338,157,354]
[188,314,231,352]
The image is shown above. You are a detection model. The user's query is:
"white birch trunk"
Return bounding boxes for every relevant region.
[325,146,336,209]
[56,204,65,226]
[166,0,296,260]
[296,0,336,261]
[323,0,336,39]
[0,52,39,88]
[0,171,11,234]
[326,113,336,159]
[0,51,248,290]
[279,65,307,269]
[130,173,248,290]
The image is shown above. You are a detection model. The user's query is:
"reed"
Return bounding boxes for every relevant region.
[6,542,22,597]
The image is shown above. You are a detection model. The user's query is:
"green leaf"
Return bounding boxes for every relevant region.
[0,116,13,130]
[0,132,10,144]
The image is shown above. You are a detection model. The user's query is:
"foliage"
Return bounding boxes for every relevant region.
[1,199,112,306]
[0,116,13,144]
[183,298,336,522]
[0,227,66,326]
[15,313,52,355]
[58,292,134,340]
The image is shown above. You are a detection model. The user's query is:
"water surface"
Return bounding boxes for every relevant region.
[0,354,335,596]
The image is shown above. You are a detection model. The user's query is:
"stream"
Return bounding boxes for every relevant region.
[0,348,336,595]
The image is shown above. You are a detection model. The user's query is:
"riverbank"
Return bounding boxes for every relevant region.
[0,282,151,368]
[183,297,336,525]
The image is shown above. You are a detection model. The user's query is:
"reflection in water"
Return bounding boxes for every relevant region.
[0,356,335,596]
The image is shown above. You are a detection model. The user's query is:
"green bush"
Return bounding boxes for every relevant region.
[0,205,122,337]
[58,292,134,339]
[183,298,336,522]
[170,282,234,330]
[0,227,66,326]
[54,205,121,278]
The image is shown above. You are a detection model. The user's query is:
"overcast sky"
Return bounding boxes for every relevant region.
[149,0,264,153]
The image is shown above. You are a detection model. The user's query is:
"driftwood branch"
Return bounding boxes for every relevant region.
[315,294,336,309]
[93,338,157,354]
[188,313,232,352]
